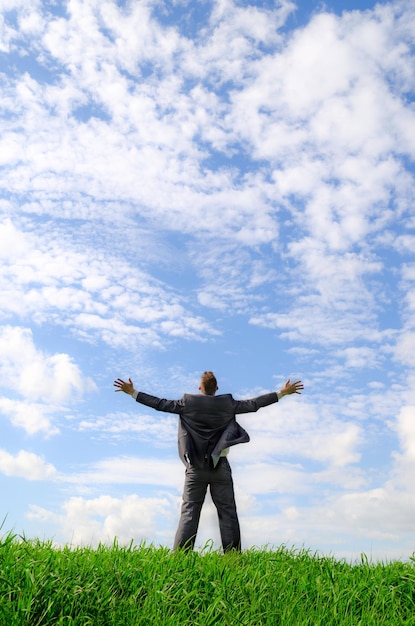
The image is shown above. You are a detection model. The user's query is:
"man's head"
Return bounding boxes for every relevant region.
[199,371,218,396]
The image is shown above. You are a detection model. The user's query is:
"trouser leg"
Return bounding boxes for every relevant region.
[210,458,241,552]
[173,467,208,551]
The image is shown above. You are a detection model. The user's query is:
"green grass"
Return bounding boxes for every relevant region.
[1,534,415,625]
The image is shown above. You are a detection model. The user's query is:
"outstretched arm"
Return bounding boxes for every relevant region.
[233,378,303,414]
[113,377,135,395]
[279,379,303,398]
[113,377,184,414]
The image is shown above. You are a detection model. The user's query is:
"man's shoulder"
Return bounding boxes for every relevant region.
[182,393,234,403]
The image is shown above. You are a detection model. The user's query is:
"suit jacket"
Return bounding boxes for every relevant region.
[135,391,279,468]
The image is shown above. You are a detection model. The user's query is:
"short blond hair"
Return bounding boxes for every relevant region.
[200,371,218,395]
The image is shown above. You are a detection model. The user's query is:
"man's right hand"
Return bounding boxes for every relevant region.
[280,379,303,397]
[113,377,135,395]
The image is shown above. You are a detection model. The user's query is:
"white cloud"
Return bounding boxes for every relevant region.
[0,398,59,436]
[0,325,95,435]
[27,493,174,546]
[396,406,415,461]
[389,405,415,491]
[235,401,362,469]
[340,346,382,369]
[394,332,415,368]
[0,325,95,403]
[78,410,178,446]
[0,217,28,258]
[62,456,183,490]
[0,448,56,480]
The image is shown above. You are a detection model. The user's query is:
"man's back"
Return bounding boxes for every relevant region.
[180,393,237,432]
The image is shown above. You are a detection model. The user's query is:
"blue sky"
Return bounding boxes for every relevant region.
[1,0,414,561]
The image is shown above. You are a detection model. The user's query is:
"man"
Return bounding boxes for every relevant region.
[113,371,303,552]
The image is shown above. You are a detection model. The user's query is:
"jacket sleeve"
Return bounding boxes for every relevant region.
[135,391,184,414]
[232,392,278,414]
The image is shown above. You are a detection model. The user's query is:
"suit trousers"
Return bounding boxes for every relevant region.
[173,456,241,552]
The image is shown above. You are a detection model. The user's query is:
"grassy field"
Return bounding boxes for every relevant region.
[1,533,414,625]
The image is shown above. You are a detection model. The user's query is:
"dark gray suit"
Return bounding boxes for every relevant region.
[136,390,278,551]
